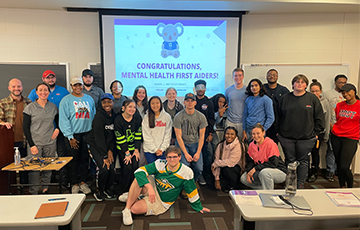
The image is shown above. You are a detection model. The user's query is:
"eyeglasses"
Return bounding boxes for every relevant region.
[45,76,56,80]
[166,156,179,159]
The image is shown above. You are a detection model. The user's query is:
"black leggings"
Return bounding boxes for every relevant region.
[118,150,139,195]
[331,134,358,188]
[89,144,115,192]
[310,133,324,169]
[220,165,242,189]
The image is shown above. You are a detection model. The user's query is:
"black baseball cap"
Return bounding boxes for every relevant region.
[194,79,206,87]
[184,93,196,101]
[340,83,356,92]
[82,69,94,77]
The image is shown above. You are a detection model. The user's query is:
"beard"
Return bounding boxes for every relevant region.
[83,82,92,87]
[48,83,56,89]
[11,91,22,97]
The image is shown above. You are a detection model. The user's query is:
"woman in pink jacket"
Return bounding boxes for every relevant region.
[240,123,286,190]
[212,126,246,192]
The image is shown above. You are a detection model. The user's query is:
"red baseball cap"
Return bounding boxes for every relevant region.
[42,70,56,80]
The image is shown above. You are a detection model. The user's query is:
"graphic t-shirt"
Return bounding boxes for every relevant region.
[332,100,360,140]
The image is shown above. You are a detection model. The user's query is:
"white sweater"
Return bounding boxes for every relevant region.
[142,109,173,153]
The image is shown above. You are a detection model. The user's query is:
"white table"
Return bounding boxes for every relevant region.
[0,194,85,230]
[230,188,360,230]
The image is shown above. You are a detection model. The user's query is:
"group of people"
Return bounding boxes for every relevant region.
[0,67,358,225]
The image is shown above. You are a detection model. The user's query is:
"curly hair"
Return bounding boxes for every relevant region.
[245,78,267,97]
[215,126,247,172]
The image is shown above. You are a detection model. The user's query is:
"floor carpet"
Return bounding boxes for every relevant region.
[60,171,360,230]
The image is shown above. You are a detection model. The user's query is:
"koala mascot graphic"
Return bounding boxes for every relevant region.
[156,22,184,58]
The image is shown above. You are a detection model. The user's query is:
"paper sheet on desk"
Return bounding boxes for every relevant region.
[233,192,262,206]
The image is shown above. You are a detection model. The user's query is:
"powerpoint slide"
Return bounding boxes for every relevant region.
[113,18,226,96]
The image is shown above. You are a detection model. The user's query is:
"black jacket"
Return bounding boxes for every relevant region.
[195,96,215,135]
[87,107,116,159]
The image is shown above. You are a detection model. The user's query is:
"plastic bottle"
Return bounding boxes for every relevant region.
[14,147,21,166]
[285,161,299,196]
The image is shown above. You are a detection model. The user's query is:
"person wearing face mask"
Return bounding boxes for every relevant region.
[110,80,128,114]
[240,123,286,190]
[212,126,246,193]
[276,74,325,189]
[194,80,216,186]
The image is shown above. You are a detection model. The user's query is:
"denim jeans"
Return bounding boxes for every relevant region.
[175,141,203,182]
[326,141,337,173]
[240,168,286,190]
[202,132,218,184]
[144,151,166,164]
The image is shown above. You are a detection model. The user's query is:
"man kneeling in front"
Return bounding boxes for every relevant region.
[122,145,210,225]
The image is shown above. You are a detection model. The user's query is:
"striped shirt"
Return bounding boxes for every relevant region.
[135,159,203,212]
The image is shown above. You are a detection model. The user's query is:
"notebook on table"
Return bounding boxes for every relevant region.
[35,201,69,219]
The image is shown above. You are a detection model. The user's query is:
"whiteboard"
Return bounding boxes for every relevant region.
[241,64,350,92]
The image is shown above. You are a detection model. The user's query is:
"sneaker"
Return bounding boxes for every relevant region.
[79,183,91,194]
[118,192,129,202]
[122,208,133,225]
[94,190,105,202]
[307,174,317,183]
[198,175,206,185]
[72,184,80,194]
[104,189,116,199]
[326,171,334,182]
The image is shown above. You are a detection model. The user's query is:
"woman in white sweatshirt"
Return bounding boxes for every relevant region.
[142,96,173,163]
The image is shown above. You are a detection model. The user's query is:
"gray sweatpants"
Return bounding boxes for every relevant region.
[27,142,56,194]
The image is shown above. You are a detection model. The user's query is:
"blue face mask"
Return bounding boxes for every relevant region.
[195,84,206,91]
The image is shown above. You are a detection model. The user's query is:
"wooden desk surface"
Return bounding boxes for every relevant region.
[1,157,72,172]
[230,188,360,221]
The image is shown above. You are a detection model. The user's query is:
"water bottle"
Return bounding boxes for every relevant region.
[285,161,299,196]
[14,147,20,166]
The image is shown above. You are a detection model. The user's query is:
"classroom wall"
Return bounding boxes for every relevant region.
[241,13,360,174]
[1,8,359,173]
[0,8,100,79]
[241,13,360,84]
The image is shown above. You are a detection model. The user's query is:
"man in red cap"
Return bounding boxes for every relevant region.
[28,70,69,108]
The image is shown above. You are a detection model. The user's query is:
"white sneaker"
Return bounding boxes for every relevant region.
[79,183,91,194]
[72,184,80,194]
[122,208,133,225]
[118,192,129,202]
